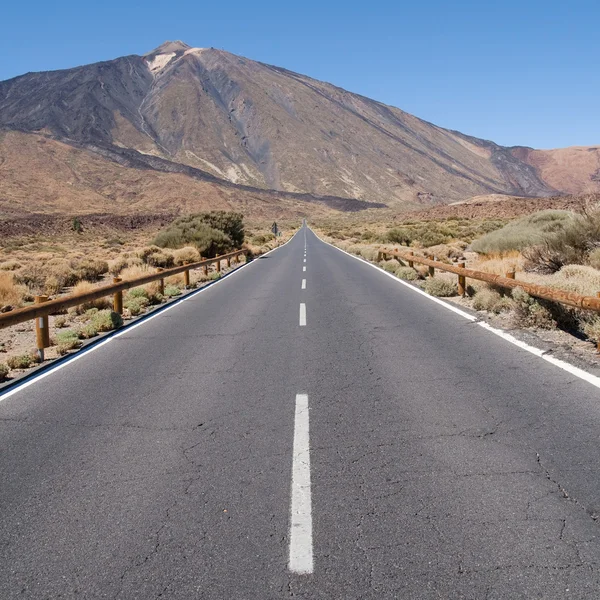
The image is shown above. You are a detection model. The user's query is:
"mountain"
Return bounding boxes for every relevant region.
[0,40,599,216]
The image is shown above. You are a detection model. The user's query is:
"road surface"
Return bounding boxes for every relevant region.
[2,226,600,598]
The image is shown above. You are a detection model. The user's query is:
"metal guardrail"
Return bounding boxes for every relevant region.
[0,249,247,357]
[378,247,600,312]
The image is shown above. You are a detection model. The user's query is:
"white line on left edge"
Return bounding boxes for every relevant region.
[289,393,313,574]
[299,303,306,326]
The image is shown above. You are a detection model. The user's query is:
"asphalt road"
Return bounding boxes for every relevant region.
[2,225,600,599]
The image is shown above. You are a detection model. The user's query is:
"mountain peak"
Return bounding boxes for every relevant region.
[144,40,191,57]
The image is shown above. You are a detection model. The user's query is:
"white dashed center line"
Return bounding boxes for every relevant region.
[303,266,306,272]
[301,279,306,289]
[289,393,313,574]
[299,303,306,326]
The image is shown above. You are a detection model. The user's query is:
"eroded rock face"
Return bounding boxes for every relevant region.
[1,41,596,207]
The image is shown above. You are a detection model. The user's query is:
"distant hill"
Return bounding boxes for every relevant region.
[0,40,598,217]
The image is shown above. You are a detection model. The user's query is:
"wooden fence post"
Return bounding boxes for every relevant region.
[215,256,221,273]
[157,268,165,295]
[227,256,231,268]
[458,263,466,297]
[506,271,516,279]
[112,278,123,314]
[34,295,50,362]
[184,269,190,288]
[408,251,414,269]
[428,255,435,278]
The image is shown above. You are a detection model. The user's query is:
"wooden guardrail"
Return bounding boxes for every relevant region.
[378,247,600,312]
[0,249,247,359]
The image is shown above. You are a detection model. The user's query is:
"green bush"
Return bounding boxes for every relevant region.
[0,363,9,380]
[6,354,33,369]
[387,228,413,245]
[523,207,600,273]
[90,310,123,332]
[472,210,573,255]
[79,324,99,339]
[422,277,458,297]
[125,299,145,316]
[164,285,182,298]
[152,211,244,258]
[380,260,400,274]
[395,266,419,281]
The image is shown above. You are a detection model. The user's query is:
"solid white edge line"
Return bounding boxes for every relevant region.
[0,233,299,402]
[311,229,600,391]
[289,393,313,574]
[299,303,307,326]
[302,279,306,290]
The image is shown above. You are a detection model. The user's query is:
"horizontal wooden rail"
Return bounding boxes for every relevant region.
[0,249,247,330]
[378,247,600,312]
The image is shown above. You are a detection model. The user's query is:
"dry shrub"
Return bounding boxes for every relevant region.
[0,272,27,309]
[582,317,600,344]
[120,264,151,281]
[510,288,555,329]
[470,252,523,276]
[15,262,47,292]
[427,242,468,262]
[137,246,175,268]
[422,277,457,297]
[71,258,109,282]
[472,210,573,256]
[396,266,419,281]
[380,260,400,274]
[0,260,21,271]
[0,363,8,380]
[173,246,201,265]
[472,288,513,314]
[71,281,111,314]
[108,256,129,276]
[523,206,600,273]
[90,310,123,332]
[6,354,33,370]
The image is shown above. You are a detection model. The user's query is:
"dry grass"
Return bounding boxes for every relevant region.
[71,281,111,313]
[0,272,27,309]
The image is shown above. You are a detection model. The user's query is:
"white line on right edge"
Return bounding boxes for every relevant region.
[315,230,600,391]
[302,279,306,290]
[299,303,306,326]
[289,393,313,574]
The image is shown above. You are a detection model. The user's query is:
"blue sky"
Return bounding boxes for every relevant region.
[1,0,598,149]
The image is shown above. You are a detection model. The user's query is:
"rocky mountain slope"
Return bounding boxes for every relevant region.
[0,40,598,215]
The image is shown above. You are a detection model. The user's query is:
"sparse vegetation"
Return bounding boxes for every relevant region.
[422,277,458,297]
[395,266,419,281]
[0,363,8,380]
[0,272,27,309]
[6,354,33,370]
[153,211,245,257]
[471,210,573,256]
[90,310,123,332]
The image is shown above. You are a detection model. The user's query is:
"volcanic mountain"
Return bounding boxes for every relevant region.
[0,40,599,217]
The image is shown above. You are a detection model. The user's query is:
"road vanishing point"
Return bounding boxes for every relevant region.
[2,225,600,598]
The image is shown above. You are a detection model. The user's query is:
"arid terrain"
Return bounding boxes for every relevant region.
[2,40,600,222]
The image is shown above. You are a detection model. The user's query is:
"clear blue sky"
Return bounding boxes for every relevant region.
[2,0,598,149]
